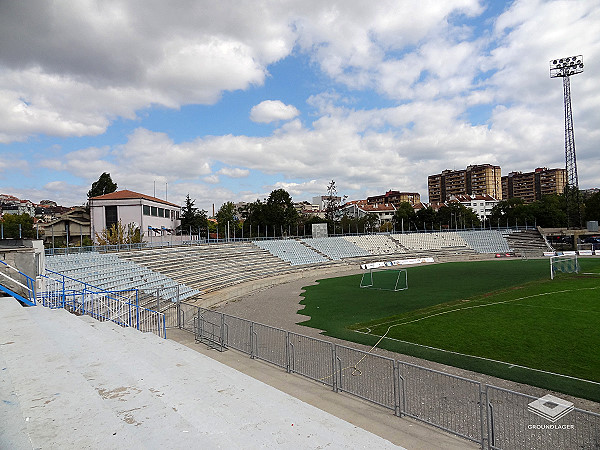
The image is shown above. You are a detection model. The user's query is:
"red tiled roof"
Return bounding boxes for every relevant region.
[89,190,180,207]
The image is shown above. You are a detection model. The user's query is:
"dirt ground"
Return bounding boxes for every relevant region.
[211,264,600,414]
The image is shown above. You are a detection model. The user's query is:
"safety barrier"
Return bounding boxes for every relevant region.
[179,302,600,449]
[0,258,36,305]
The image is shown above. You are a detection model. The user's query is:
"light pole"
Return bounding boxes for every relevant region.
[550,55,583,228]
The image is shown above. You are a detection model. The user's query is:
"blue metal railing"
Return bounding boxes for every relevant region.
[44,269,165,338]
[0,258,36,305]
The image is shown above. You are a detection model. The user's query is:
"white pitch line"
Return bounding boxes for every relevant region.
[352,329,600,386]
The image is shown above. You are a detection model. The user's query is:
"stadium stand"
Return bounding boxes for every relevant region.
[253,239,329,266]
[392,232,470,252]
[118,242,306,294]
[301,237,370,260]
[344,235,406,255]
[458,230,511,253]
[46,252,199,303]
[504,229,552,256]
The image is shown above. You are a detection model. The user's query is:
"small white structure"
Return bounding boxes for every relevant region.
[89,190,181,243]
[448,194,498,222]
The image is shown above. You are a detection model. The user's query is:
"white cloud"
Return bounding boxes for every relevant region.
[218,167,250,178]
[250,100,300,123]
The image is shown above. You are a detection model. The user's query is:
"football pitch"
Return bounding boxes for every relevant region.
[298,258,600,401]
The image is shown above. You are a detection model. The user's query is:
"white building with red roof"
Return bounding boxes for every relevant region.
[447,194,498,221]
[89,190,181,243]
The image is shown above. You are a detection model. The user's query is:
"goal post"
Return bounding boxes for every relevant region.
[550,254,580,280]
[360,268,408,291]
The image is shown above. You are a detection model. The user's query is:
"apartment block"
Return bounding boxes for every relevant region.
[366,190,421,207]
[428,164,502,203]
[502,167,566,203]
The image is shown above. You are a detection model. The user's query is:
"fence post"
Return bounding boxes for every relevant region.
[332,344,338,393]
[220,313,226,352]
[393,361,400,417]
[479,384,487,450]
[285,332,290,373]
[250,322,255,359]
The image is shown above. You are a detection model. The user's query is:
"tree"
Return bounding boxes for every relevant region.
[265,189,299,234]
[215,202,238,237]
[95,221,141,245]
[0,213,34,239]
[180,194,208,234]
[416,206,439,230]
[584,191,600,223]
[438,202,480,229]
[392,202,417,231]
[324,180,341,221]
[88,172,118,198]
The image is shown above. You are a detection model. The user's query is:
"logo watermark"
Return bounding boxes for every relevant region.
[528,394,574,423]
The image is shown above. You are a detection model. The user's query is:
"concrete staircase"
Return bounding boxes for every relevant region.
[0,296,398,449]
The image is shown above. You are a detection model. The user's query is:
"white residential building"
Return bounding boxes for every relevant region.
[448,194,498,221]
[89,190,181,243]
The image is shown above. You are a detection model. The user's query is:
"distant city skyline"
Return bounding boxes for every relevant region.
[1,1,599,212]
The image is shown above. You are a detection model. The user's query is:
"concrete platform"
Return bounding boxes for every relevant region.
[0,296,403,449]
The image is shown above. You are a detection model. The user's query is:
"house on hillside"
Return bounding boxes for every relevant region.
[89,190,181,243]
[38,207,91,247]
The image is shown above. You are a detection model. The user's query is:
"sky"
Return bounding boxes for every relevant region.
[0,0,599,213]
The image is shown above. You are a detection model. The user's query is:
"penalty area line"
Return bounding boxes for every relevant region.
[353,329,600,386]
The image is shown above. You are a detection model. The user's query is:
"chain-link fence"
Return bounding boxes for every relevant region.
[176,302,600,449]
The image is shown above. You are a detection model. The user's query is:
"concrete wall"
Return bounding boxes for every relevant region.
[0,240,45,298]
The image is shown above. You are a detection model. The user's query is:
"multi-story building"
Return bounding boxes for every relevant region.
[448,194,499,222]
[428,164,501,203]
[366,190,421,207]
[502,168,566,203]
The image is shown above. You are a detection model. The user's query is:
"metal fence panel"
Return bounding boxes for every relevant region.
[251,322,288,370]
[195,307,225,351]
[334,345,396,411]
[179,302,198,332]
[486,385,600,450]
[288,332,335,387]
[397,361,483,445]
[223,314,252,355]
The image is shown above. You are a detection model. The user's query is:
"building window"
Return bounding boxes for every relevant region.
[158,207,164,218]
[105,206,118,229]
[151,206,157,216]
[143,205,150,216]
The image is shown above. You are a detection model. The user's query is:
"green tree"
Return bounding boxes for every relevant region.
[324,180,340,222]
[584,191,600,223]
[88,172,118,198]
[95,221,141,245]
[0,213,34,239]
[415,206,439,230]
[392,202,417,231]
[438,202,480,229]
[265,188,299,235]
[180,194,208,235]
[215,202,238,238]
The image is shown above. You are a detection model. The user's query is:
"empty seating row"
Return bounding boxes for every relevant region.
[253,240,328,266]
[391,232,470,251]
[343,235,406,255]
[301,237,369,260]
[46,252,199,302]
[458,230,510,253]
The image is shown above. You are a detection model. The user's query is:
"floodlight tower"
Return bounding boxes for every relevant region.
[550,55,584,228]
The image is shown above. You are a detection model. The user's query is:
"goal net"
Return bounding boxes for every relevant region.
[360,268,408,291]
[550,254,580,280]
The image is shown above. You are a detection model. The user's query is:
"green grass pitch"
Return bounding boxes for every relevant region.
[298,258,600,401]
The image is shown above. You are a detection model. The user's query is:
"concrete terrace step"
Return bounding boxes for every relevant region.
[0,300,400,449]
[0,298,143,449]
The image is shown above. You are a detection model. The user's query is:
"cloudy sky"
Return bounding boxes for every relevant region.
[1,0,599,212]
